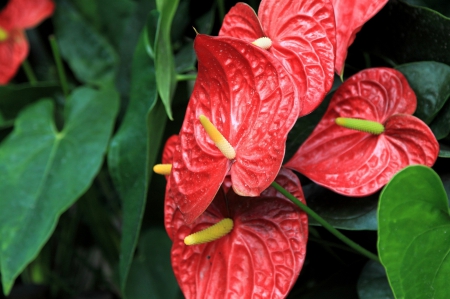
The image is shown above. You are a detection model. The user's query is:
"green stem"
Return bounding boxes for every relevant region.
[176,73,197,81]
[21,60,37,85]
[270,181,380,262]
[49,35,69,98]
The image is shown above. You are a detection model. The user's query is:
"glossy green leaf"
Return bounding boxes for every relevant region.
[439,143,450,158]
[154,0,179,119]
[304,183,378,231]
[195,4,216,35]
[354,1,450,66]
[378,165,450,299]
[402,0,450,16]
[0,86,119,295]
[54,0,118,86]
[174,41,196,73]
[144,9,160,59]
[125,228,179,299]
[430,100,450,139]
[71,0,135,50]
[0,82,60,128]
[108,29,167,294]
[357,261,394,299]
[396,61,450,124]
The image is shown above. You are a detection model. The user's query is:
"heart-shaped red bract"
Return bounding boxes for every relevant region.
[161,134,180,240]
[332,0,388,75]
[285,67,439,196]
[169,34,299,224]
[170,168,308,299]
[0,0,54,84]
[219,0,336,117]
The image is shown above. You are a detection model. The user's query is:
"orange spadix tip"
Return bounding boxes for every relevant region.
[199,115,236,160]
[153,164,172,175]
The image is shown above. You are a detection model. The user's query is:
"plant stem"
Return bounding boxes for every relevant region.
[49,35,69,98]
[270,181,380,262]
[22,60,37,85]
[176,73,197,81]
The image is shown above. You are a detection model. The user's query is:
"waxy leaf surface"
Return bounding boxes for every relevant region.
[303,183,378,230]
[170,168,308,299]
[286,68,439,196]
[378,165,450,299]
[54,0,118,86]
[331,0,388,75]
[170,34,299,223]
[396,61,450,139]
[357,261,394,299]
[125,228,179,299]
[219,0,336,116]
[0,86,119,294]
[107,27,166,293]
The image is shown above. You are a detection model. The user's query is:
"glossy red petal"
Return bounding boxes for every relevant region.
[219,0,336,117]
[170,34,298,223]
[0,0,55,30]
[285,68,437,196]
[171,172,308,299]
[259,0,336,116]
[332,0,388,75]
[162,135,179,169]
[219,3,264,40]
[161,135,180,240]
[0,29,28,84]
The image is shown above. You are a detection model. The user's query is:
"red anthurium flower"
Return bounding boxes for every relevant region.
[219,0,336,117]
[169,167,308,299]
[170,34,299,224]
[0,0,54,84]
[285,67,439,196]
[332,0,388,75]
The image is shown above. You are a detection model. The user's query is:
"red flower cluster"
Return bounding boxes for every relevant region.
[154,0,438,298]
[0,0,54,84]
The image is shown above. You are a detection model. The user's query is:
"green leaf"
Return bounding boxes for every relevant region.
[378,165,450,299]
[195,4,216,35]
[357,261,394,299]
[107,29,167,294]
[396,61,450,124]
[154,0,179,119]
[304,183,378,231]
[0,82,60,128]
[124,228,180,299]
[174,41,196,73]
[144,10,160,59]
[354,1,450,66]
[402,0,450,17]
[430,100,450,139]
[54,0,118,86]
[0,86,119,294]
[71,0,135,50]
[439,143,450,158]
